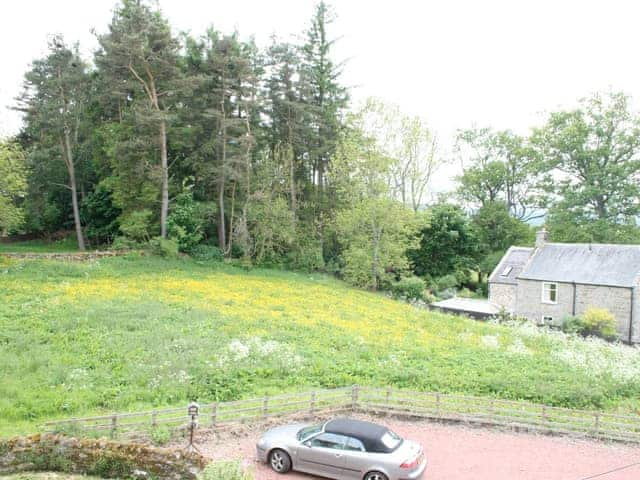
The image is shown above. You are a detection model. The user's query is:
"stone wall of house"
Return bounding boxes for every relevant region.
[0,434,205,479]
[488,283,516,312]
[632,276,640,344]
[515,279,574,326]
[574,284,633,341]
[515,279,635,341]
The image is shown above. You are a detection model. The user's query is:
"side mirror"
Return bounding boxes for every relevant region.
[303,441,312,448]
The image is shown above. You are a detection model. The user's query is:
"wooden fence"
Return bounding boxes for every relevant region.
[43,386,640,444]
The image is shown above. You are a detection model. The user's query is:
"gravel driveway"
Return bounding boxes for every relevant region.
[199,415,640,480]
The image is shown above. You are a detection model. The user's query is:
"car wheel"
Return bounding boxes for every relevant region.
[364,472,388,480]
[269,448,292,474]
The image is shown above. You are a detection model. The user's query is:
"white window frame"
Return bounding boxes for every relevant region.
[541,315,553,325]
[541,282,558,304]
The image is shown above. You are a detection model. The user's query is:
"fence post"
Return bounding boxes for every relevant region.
[263,397,269,420]
[435,393,441,418]
[151,410,157,428]
[110,415,118,438]
[385,389,391,416]
[211,402,218,430]
[594,413,600,436]
[352,385,359,412]
[310,391,316,415]
[542,406,547,423]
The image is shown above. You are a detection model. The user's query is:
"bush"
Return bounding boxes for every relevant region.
[190,244,224,262]
[111,236,145,250]
[561,315,583,335]
[431,274,459,292]
[199,461,254,480]
[563,308,618,341]
[118,209,154,242]
[149,236,179,258]
[167,192,204,253]
[390,276,426,301]
[150,425,172,446]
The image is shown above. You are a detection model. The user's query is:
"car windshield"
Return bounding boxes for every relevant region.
[380,430,402,450]
[297,424,322,441]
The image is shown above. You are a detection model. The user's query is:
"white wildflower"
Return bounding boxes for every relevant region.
[480,334,500,349]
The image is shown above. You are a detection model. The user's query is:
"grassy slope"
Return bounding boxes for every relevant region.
[1,255,639,437]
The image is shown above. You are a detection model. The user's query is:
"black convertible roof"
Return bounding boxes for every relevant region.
[324,418,396,453]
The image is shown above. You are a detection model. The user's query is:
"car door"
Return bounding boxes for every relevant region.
[296,432,347,479]
[341,436,373,480]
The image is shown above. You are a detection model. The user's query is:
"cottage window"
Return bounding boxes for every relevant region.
[541,282,558,304]
[541,315,553,325]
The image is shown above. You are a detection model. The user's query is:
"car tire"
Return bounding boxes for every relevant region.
[364,471,389,480]
[269,448,292,474]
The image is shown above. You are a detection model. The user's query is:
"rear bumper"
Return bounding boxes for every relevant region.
[400,459,427,480]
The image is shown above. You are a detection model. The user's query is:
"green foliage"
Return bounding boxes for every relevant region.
[410,204,478,279]
[561,309,617,341]
[473,201,533,253]
[532,91,640,243]
[336,198,418,289]
[390,276,426,301]
[561,316,583,335]
[81,183,121,245]
[199,461,254,480]
[149,425,172,446]
[189,244,224,262]
[455,127,541,221]
[167,192,204,253]
[87,454,135,478]
[118,209,154,242]
[149,236,179,258]
[0,140,28,235]
[246,197,296,266]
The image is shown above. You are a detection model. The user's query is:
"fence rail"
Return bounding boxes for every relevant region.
[42,386,640,444]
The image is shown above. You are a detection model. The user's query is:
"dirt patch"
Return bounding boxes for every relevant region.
[197,414,640,480]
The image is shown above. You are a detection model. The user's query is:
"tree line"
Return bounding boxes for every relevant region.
[2,0,640,296]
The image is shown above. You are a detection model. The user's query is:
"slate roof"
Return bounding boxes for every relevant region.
[488,246,534,285]
[518,243,640,288]
[431,297,500,315]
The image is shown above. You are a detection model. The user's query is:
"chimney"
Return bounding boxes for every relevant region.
[536,228,549,249]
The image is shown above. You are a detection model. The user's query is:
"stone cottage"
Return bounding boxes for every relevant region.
[489,230,640,344]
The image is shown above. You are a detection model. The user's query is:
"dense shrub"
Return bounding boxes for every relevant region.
[561,315,583,335]
[199,461,254,480]
[190,244,224,262]
[149,236,179,258]
[390,276,426,301]
[562,308,617,341]
[118,209,154,242]
[167,192,204,253]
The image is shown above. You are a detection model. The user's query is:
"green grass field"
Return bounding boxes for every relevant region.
[1,254,639,437]
[0,237,80,253]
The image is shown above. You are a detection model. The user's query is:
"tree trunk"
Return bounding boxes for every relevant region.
[217,179,226,251]
[159,119,169,238]
[63,132,85,251]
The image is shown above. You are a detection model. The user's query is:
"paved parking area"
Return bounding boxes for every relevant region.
[200,415,640,480]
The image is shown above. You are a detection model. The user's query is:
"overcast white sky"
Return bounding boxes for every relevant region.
[2,0,640,187]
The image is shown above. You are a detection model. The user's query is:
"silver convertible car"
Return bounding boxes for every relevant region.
[256,418,427,480]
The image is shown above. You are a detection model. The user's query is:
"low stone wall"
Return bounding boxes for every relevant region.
[0,251,143,261]
[0,434,206,479]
